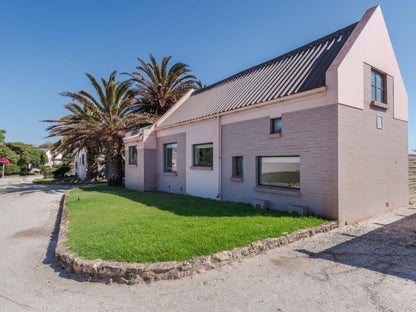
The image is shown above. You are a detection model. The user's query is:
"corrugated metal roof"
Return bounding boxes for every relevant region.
[161,22,358,127]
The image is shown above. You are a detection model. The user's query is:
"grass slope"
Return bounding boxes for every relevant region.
[66,186,330,263]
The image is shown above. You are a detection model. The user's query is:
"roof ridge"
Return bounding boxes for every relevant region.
[193,22,358,95]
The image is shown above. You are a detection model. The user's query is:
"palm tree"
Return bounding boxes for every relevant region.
[45,71,156,186]
[126,54,199,116]
[196,80,206,89]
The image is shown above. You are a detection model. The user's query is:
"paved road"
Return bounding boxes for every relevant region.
[0,176,415,312]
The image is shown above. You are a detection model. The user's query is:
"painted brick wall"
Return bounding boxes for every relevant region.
[156,133,186,194]
[221,104,339,219]
[337,63,408,224]
[409,155,416,203]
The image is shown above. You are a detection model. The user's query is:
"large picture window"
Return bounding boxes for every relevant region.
[371,69,385,103]
[164,143,177,172]
[128,146,138,165]
[258,156,300,189]
[193,143,213,167]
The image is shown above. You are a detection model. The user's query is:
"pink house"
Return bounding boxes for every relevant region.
[124,6,408,225]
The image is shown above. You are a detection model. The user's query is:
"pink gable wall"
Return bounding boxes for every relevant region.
[327,5,408,121]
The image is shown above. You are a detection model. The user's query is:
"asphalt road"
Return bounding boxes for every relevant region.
[0,176,415,312]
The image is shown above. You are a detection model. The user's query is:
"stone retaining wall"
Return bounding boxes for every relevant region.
[55,192,338,285]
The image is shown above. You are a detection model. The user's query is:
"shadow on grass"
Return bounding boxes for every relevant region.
[42,193,83,282]
[296,209,416,282]
[79,185,328,220]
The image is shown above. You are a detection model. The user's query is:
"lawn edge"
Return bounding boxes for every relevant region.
[33,180,106,185]
[55,190,339,285]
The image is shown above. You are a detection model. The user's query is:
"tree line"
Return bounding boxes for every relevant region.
[0,130,48,175]
[45,54,204,185]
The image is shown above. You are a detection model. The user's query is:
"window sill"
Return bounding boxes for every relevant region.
[253,186,300,197]
[190,166,213,171]
[230,176,244,183]
[128,164,138,167]
[371,100,389,110]
[269,132,282,139]
[158,172,178,176]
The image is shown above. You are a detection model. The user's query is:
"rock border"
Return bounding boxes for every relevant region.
[55,191,338,285]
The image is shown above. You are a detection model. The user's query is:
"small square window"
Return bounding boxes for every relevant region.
[271,118,282,134]
[371,69,385,103]
[193,143,213,167]
[377,116,383,129]
[232,156,243,177]
[164,143,177,172]
[128,146,138,165]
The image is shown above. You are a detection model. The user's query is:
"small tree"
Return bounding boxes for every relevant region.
[0,130,6,144]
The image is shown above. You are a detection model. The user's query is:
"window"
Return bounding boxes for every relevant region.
[128,146,138,165]
[164,143,177,172]
[258,156,300,189]
[271,118,282,134]
[75,161,78,169]
[232,156,243,177]
[377,115,383,129]
[193,143,213,167]
[371,69,385,103]
[81,154,85,165]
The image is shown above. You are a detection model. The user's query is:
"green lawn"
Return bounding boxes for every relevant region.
[65,186,330,263]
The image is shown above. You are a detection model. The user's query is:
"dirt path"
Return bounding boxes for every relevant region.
[0,176,415,311]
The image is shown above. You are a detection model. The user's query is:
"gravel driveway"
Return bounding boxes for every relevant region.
[0,176,415,311]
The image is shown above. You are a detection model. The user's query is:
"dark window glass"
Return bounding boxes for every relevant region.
[193,143,213,167]
[233,156,243,177]
[129,146,138,165]
[271,118,282,134]
[371,69,385,103]
[164,143,177,172]
[258,156,300,189]
[81,154,85,165]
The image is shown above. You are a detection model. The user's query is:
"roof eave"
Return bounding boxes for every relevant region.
[157,86,327,130]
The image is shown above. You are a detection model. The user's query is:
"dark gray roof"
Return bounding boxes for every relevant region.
[161,22,358,127]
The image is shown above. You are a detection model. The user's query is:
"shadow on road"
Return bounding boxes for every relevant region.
[42,193,83,282]
[0,180,74,196]
[296,209,416,282]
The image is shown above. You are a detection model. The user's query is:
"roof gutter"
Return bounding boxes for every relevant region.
[157,86,327,130]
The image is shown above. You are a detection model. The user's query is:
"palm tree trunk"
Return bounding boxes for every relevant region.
[106,137,124,186]
[106,153,123,186]
[86,148,99,180]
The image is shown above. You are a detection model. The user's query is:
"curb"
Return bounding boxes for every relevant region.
[55,191,339,285]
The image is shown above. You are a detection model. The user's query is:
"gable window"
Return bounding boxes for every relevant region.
[371,69,385,103]
[164,143,177,172]
[193,143,213,167]
[128,146,138,165]
[258,156,300,189]
[271,117,282,134]
[232,156,243,178]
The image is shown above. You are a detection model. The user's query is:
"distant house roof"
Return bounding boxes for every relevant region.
[160,22,358,127]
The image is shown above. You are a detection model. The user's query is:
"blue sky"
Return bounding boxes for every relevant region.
[0,0,414,151]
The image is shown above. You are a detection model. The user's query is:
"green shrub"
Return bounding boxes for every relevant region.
[53,163,71,178]
[39,165,54,178]
[4,163,21,175]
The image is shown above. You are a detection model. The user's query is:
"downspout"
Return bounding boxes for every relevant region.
[217,115,222,200]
